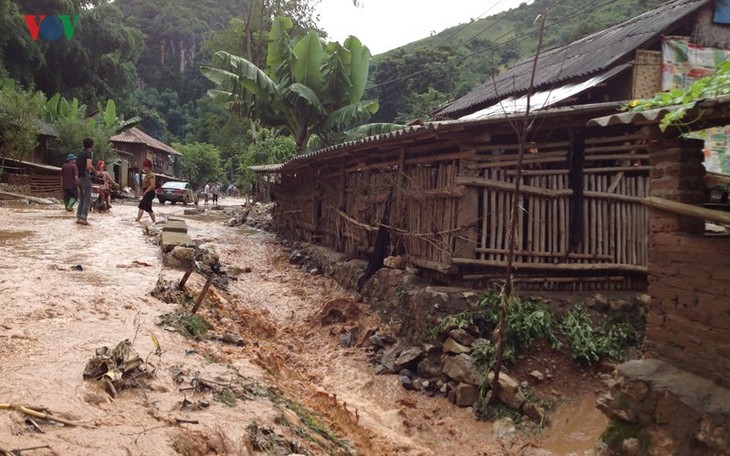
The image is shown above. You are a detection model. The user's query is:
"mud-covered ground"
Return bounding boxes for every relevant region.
[0,197,606,455]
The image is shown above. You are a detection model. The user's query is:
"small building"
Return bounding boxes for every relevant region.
[110,127,183,189]
[248,163,282,202]
[0,120,62,196]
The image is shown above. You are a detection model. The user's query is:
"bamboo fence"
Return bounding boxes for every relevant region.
[274,124,651,291]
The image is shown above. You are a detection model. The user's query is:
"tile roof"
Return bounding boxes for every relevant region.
[110,127,182,156]
[436,0,711,118]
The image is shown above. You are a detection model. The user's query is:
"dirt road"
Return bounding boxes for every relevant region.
[0,198,603,455]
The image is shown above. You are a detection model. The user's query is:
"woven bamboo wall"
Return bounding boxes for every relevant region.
[274,125,651,291]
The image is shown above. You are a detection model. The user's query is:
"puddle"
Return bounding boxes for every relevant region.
[539,394,608,455]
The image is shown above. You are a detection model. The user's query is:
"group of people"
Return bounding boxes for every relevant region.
[61,138,157,226]
[202,182,221,205]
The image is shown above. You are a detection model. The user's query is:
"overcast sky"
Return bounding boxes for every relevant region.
[314,0,528,55]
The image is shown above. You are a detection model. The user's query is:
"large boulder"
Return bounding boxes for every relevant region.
[442,354,482,386]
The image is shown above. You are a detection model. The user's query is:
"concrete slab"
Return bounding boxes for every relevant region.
[162,220,188,233]
[160,231,193,252]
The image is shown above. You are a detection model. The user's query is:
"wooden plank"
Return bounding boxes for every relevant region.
[451,257,647,273]
[474,248,613,261]
[462,274,627,282]
[472,156,568,169]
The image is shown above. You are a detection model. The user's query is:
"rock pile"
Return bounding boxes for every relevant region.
[366,326,546,421]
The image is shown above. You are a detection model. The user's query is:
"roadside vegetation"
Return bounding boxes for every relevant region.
[433,288,645,369]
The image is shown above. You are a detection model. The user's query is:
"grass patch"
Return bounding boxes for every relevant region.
[600,421,650,452]
[157,311,209,339]
[267,388,355,454]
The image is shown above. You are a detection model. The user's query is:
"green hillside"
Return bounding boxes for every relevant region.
[367,0,668,123]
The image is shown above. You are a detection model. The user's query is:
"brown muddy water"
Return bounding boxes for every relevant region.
[0,198,608,455]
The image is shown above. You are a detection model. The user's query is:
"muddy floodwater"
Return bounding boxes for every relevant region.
[0,199,607,455]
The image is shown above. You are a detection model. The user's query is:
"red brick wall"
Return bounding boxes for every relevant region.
[645,138,730,387]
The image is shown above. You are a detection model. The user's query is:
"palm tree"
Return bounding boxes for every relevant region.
[201,17,379,154]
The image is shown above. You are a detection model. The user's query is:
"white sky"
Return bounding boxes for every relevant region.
[314,0,527,55]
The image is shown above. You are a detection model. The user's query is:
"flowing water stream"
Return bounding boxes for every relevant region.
[0,198,608,455]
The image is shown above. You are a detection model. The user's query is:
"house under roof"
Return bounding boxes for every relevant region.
[435,0,712,119]
[110,127,182,156]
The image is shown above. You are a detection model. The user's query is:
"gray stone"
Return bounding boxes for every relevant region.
[380,345,405,373]
[454,383,479,407]
[448,328,475,347]
[492,417,517,443]
[399,375,416,390]
[487,371,525,410]
[442,354,482,386]
[383,256,405,269]
[529,370,544,382]
[417,356,442,379]
[621,438,642,456]
[160,232,193,253]
[522,402,545,423]
[163,246,196,268]
[442,337,472,355]
[609,299,633,312]
[634,293,652,306]
[472,338,490,348]
[394,347,424,370]
[341,328,358,348]
[592,293,609,309]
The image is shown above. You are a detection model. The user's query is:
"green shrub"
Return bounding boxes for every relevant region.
[560,305,636,363]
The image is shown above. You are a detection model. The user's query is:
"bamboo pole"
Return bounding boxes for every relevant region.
[451,257,647,273]
[0,404,95,428]
[474,247,612,260]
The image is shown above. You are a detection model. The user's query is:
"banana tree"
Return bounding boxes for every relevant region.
[201,17,379,154]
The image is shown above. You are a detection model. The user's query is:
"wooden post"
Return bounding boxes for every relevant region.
[178,267,193,290]
[454,147,478,259]
[191,276,214,315]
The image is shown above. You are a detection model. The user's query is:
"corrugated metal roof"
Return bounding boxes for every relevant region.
[280,101,623,172]
[587,94,730,127]
[110,127,182,156]
[461,65,630,120]
[436,0,711,118]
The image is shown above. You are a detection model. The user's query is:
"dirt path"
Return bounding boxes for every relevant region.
[0,199,604,455]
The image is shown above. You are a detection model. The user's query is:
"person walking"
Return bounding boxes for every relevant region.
[135,159,156,223]
[203,182,210,205]
[61,153,78,211]
[212,182,220,205]
[133,170,141,198]
[75,138,98,225]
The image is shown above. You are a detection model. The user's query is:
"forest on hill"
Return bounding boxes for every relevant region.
[0,0,668,188]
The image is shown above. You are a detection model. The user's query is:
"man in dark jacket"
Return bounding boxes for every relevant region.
[75,138,99,225]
